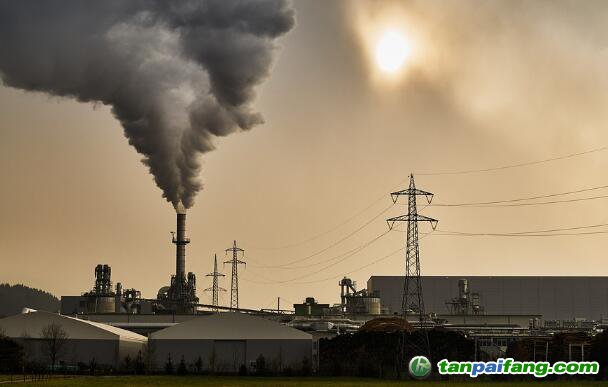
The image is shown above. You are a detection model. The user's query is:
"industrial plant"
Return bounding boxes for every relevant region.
[0,174,606,380]
[28,176,604,372]
[61,210,201,316]
[0,154,605,378]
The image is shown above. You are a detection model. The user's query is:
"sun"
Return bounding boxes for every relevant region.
[374,30,411,74]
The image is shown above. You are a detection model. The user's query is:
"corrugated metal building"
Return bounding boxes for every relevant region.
[150,313,312,373]
[367,276,608,320]
[0,310,147,367]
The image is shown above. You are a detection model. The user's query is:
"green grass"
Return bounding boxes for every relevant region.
[19,376,608,386]
[0,374,73,383]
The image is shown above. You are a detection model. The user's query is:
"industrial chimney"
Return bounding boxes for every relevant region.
[158,203,198,313]
[173,205,189,280]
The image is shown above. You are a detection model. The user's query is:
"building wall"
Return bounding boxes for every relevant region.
[15,338,119,367]
[0,311,147,368]
[76,313,202,324]
[367,276,608,320]
[118,339,147,364]
[60,296,86,315]
[151,338,312,372]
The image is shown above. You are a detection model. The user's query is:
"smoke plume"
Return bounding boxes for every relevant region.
[0,0,295,209]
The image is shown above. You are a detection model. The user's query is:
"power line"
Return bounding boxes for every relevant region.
[436,229,608,237]
[279,296,295,305]
[362,202,600,285]
[436,231,608,237]
[250,227,390,270]
[242,246,405,286]
[240,276,277,285]
[268,230,391,282]
[439,222,608,236]
[244,234,434,286]
[246,145,605,250]
[286,231,435,285]
[432,193,608,208]
[262,297,278,310]
[246,229,391,284]
[254,204,394,269]
[247,193,391,250]
[417,146,607,176]
[249,203,429,270]
[429,183,608,207]
[394,222,608,235]
[242,230,434,286]
[290,246,405,285]
[431,221,608,238]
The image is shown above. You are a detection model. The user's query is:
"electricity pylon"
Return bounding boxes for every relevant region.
[224,240,246,310]
[204,254,225,311]
[387,174,438,358]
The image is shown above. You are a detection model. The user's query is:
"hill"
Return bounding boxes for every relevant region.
[0,283,59,317]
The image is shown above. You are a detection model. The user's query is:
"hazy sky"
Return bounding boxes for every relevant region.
[2,0,608,310]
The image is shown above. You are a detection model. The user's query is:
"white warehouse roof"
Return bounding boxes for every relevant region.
[151,312,311,340]
[0,310,146,343]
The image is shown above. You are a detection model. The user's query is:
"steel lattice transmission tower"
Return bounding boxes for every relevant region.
[224,240,246,310]
[387,174,438,357]
[204,254,226,311]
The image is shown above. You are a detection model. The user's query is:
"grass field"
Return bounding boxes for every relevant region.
[0,374,73,383]
[13,376,607,386]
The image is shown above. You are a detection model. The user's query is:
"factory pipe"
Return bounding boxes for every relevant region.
[173,206,190,281]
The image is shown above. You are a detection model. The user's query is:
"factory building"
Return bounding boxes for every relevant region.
[61,264,152,315]
[368,276,608,321]
[150,313,312,373]
[293,297,330,316]
[62,209,199,316]
[0,310,147,368]
[339,277,383,315]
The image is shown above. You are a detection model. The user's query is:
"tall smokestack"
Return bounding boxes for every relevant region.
[173,203,189,281]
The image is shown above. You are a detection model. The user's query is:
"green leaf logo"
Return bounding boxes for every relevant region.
[408,355,432,379]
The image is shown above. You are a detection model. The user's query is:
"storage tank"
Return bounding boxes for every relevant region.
[345,295,381,315]
[87,296,116,313]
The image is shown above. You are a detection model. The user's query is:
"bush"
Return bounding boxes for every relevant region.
[0,336,24,373]
[164,354,174,374]
[134,351,145,375]
[590,331,608,380]
[255,354,266,376]
[319,329,473,378]
[89,358,97,376]
[121,355,133,374]
[301,356,311,376]
[177,355,187,375]
[193,356,203,374]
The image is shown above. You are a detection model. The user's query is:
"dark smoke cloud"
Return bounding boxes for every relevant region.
[0,0,295,209]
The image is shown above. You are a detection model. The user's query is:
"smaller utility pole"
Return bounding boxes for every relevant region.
[224,240,246,310]
[204,254,225,311]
